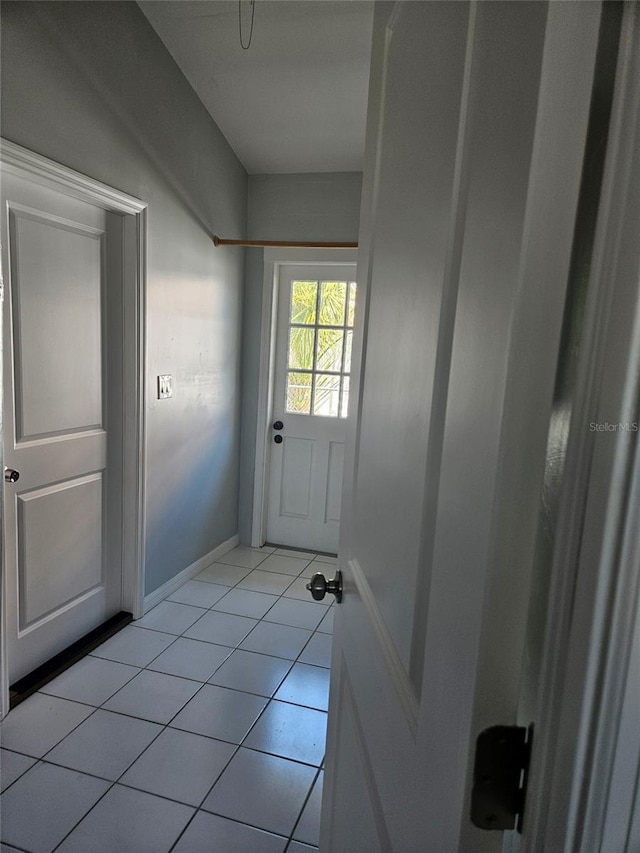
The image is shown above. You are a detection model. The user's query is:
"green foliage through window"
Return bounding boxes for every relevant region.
[286,279,357,418]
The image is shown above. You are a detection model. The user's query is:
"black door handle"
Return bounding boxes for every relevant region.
[307,570,342,603]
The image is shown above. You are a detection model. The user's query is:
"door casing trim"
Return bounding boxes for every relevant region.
[525,5,640,848]
[250,248,357,548]
[0,139,148,718]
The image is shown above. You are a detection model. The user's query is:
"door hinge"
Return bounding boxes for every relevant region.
[470,724,533,833]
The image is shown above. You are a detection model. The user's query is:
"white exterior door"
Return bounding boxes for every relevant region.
[322,2,603,851]
[2,170,123,685]
[266,263,356,553]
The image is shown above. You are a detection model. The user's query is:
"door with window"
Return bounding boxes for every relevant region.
[266,264,356,553]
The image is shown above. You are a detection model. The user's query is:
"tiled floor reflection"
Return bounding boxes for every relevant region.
[1,546,334,852]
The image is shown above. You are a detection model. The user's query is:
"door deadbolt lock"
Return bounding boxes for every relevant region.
[306,570,342,603]
[4,468,19,483]
[273,420,284,430]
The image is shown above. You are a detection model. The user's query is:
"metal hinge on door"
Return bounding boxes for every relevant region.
[470,724,534,833]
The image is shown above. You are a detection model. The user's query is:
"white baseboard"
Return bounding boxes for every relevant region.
[141,533,240,614]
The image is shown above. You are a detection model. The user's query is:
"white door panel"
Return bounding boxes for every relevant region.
[279,436,314,518]
[266,264,355,553]
[10,205,103,438]
[325,442,344,524]
[18,474,103,627]
[323,2,601,851]
[328,655,390,853]
[2,172,122,684]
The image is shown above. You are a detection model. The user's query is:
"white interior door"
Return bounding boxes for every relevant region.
[266,264,356,553]
[322,2,603,851]
[2,170,123,686]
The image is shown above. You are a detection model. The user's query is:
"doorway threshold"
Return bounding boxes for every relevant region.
[8,611,133,711]
[265,542,338,559]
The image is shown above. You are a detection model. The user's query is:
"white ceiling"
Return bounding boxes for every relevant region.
[138,0,374,174]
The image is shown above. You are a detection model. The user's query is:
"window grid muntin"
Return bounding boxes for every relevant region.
[286,279,355,418]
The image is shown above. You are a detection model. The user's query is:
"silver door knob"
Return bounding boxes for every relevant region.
[307,570,342,603]
[4,468,19,483]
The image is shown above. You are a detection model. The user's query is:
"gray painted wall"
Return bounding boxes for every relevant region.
[238,172,362,544]
[248,173,363,243]
[1,1,247,595]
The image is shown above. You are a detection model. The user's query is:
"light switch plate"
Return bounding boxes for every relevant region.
[158,374,172,399]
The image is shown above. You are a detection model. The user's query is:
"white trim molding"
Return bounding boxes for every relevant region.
[348,557,419,733]
[525,6,640,849]
[0,140,146,216]
[142,534,240,613]
[0,139,148,717]
[121,206,148,621]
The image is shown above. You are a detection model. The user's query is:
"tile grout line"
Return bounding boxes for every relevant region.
[167,807,291,853]
[41,646,211,853]
[161,550,328,852]
[285,762,324,851]
[46,629,246,853]
[3,547,331,851]
[87,554,328,841]
[138,553,318,639]
[163,549,328,848]
[9,661,327,789]
[73,638,330,715]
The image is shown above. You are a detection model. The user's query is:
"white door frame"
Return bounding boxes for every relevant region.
[250,248,357,548]
[0,139,148,718]
[525,4,640,848]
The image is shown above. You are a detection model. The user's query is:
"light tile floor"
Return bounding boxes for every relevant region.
[0,546,334,853]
